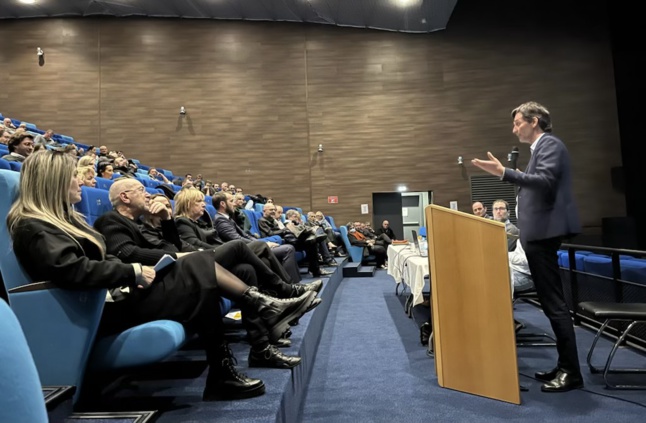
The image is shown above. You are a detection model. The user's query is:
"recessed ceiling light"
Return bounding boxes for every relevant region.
[19,0,37,4]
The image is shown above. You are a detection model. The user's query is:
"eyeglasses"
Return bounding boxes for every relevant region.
[122,186,145,194]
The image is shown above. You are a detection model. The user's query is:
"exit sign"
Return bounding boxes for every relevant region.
[327,196,339,204]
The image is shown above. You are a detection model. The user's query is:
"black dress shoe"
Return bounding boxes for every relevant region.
[541,371,583,393]
[292,279,323,296]
[325,260,339,267]
[535,367,559,382]
[273,337,292,348]
[249,345,302,369]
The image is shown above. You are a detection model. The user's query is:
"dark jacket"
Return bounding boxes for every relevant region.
[502,133,581,243]
[375,226,396,240]
[94,211,180,266]
[258,216,286,238]
[12,218,136,290]
[175,216,224,250]
[213,212,255,243]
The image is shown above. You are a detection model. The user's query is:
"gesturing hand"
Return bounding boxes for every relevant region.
[471,152,505,177]
[138,266,156,289]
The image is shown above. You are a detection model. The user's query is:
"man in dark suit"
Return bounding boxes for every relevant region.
[212,192,303,284]
[472,101,582,393]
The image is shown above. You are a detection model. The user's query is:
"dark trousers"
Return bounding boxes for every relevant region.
[247,240,300,284]
[523,237,581,375]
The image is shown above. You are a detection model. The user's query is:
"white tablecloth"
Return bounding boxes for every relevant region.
[387,244,430,307]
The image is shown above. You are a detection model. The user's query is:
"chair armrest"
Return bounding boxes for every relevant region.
[8,281,57,294]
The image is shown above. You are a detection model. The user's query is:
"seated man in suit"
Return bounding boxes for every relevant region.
[211,192,302,284]
[375,220,397,241]
[492,199,520,251]
[259,204,331,278]
[1,133,34,162]
[95,180,319,369]
[346,222,388,269]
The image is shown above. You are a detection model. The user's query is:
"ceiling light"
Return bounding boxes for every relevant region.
[19,0,37,4]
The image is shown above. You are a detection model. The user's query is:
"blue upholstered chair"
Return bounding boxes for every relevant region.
[94,176,114,191]
[75,186,113,226]
[8,161,21,172]
[0,170,188,403]
[339,225,375,264]
[0,158,10,170]
[0,299,49,423]
[418,227,427,238]
[242,209,283,244]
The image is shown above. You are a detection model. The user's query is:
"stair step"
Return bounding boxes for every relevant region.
[342,263,376,278]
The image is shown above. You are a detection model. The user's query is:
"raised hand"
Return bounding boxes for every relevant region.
[471,152,505,177]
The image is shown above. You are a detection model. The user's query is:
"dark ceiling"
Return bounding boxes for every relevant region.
[0,0,459,33]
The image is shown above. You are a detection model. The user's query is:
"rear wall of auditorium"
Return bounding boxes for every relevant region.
[0,8,623,229]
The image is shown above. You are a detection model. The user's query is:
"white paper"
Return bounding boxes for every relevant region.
[402,207,408,217]
[360,204,369,214]
[225,310,242,321]
[449,201,458,210]
[154,254,176,272]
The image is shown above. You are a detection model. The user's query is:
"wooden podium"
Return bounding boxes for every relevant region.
[425,205,520,404]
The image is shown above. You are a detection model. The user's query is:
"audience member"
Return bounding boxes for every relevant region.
[346,222,387,269]
[0,128,12,145]
[492,199,520,251]
[33,129,58,147]
[97,162,114,180]
[259,204,331,278]
[472,201,492,219]
[375,220,397,240]
[212,192,302,283]
[2,133,35,162]
[77,165,97,188]
[9,150,316,401]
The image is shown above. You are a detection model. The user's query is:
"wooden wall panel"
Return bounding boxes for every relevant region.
[0,12,622,230]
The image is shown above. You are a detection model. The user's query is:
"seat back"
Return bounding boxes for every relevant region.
[8,161,22,171]
[325,215,338,230]
[340,225,364,263]
[0,158,10,170]
[0,299,48,423]
[76,186,113,225]
[95,176,114,191]
[0,170,106,401]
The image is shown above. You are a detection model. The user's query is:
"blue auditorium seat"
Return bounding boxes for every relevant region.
[419,227,427,238]
[205,204,216,220]
[75,186,112,225]
[0,159,10,170]
[325,215,338,230]
[558,250,587,270]
[204,195,213,205]
[144,186,163,196]
[0,299,48,423]
[21,121,38,130]
[621,259,646,286]
[241,209,283,244]
[0,169,196,404]
[340,225,375,264]
[59,135,74,144]
[8,161,21,172]
[583,255,613,278]
[94,176,114,191]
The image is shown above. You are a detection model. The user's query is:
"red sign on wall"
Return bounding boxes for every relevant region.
[327,196,339,204]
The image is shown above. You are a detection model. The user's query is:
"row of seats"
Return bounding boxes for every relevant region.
[558,250,646,285]
[0,169,232,406]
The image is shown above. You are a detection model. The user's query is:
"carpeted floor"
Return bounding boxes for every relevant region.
[301,270,646,422]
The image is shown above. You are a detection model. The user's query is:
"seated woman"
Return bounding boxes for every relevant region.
[7,150,316,401]
[97,162,114,180]
[173,188,306,286]
[346,222,387,269]
[76,165,97,188]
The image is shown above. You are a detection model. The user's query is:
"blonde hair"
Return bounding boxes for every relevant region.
[174,187,205,218]
[77,156,95,167]
[77,165,95,179]
[7,150,106,255]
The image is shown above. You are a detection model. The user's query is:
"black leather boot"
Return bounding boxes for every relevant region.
[203,343,265,401]
[242,287,316,343]
[249,345,301,369]
[291,279,323,296]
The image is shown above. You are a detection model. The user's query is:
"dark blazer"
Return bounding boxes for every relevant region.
[175,216,224,250]
[213,212,255,243]
[12,218,136,290]
[94,211,180,266]
[503,133,581,243]
[375,227,396,240]
[258,216,285,238]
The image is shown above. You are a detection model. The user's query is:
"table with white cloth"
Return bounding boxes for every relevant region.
[387,244,430,315]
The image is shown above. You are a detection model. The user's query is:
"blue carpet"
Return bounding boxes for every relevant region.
[301,270,646,422]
